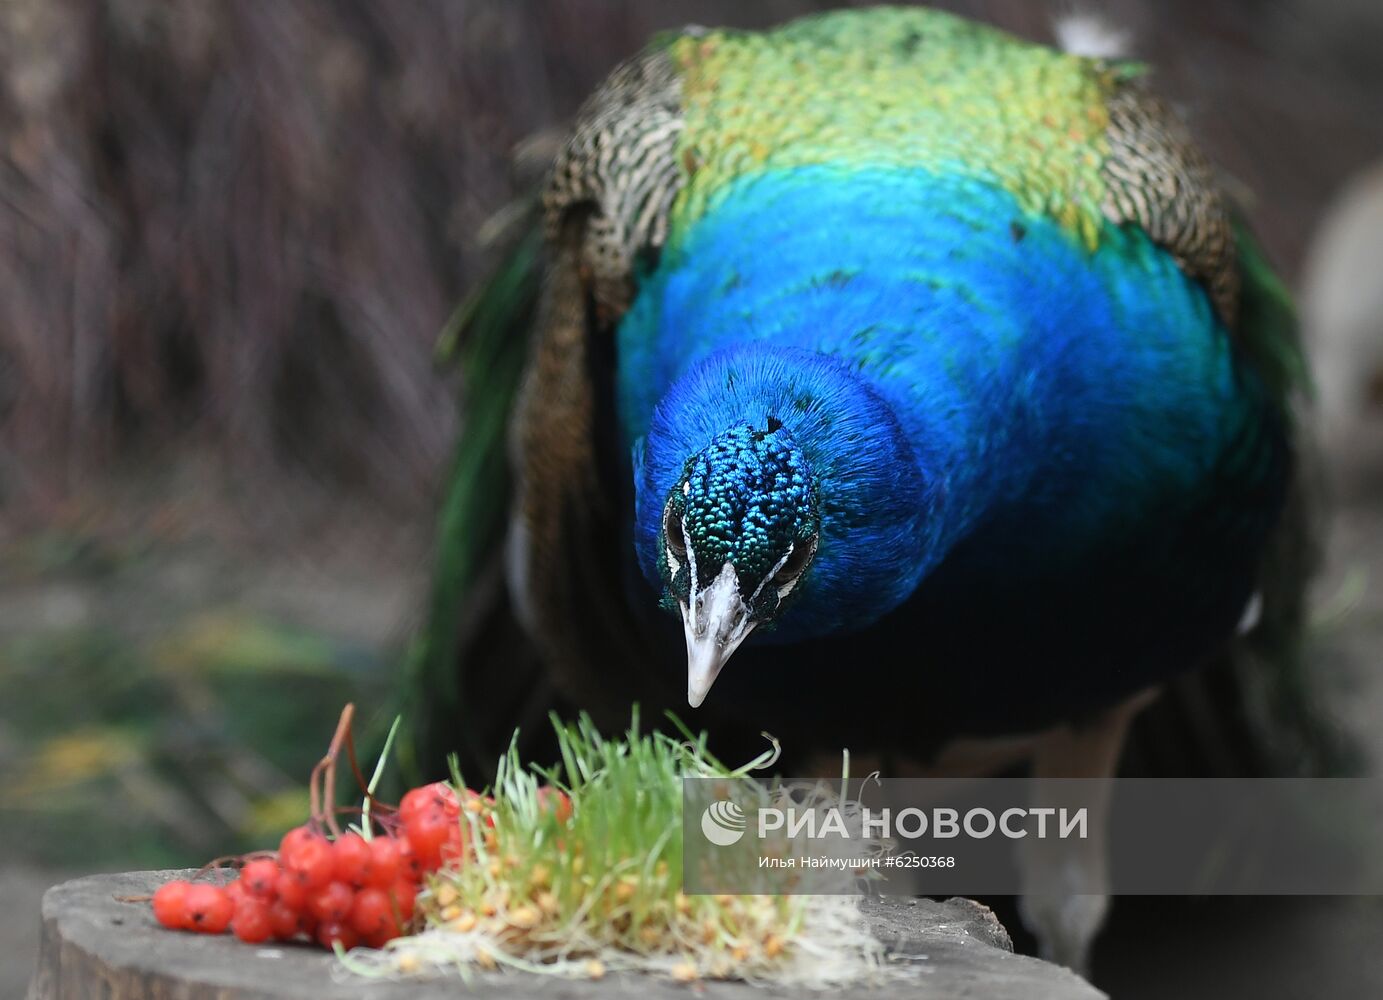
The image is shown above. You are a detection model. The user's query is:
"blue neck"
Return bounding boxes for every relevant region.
[619,167,1240,640]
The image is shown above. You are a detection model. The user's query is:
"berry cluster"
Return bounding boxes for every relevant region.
[150,778,573,951]
[150,784,459,949]
[147,706,573,952]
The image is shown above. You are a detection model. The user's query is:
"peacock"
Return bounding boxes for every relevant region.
[406,7,1330,973]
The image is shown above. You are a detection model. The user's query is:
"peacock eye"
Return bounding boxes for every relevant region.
[663,504,687,558]
[773,537,816,585]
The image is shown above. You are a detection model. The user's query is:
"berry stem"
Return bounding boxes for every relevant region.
[310,703,356,837]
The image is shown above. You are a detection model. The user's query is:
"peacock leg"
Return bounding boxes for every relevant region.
[1017,687,1156,977]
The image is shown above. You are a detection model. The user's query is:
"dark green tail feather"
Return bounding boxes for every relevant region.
[399,208,545,782]
[1228,219,1353,774]
[1130,220,1352,777]
[1233,215,1312,410]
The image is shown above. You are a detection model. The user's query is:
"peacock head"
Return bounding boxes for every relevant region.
[656,419,820,707]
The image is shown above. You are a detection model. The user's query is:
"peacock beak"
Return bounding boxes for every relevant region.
[681,562,756,708]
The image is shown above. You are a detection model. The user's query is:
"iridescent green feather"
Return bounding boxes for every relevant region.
[1226,220,1348,774]
[1233,217,1312,408]
[399,209,543,779]
[664,7,1120,250]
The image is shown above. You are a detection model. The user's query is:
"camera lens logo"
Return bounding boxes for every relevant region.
[700,800,747,846]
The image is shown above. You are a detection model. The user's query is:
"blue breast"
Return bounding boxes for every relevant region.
[618,165,1256,641]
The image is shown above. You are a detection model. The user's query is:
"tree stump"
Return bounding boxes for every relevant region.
[28,870,1104,999]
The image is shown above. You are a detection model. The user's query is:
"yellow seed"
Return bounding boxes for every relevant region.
[585,959,606,980]
[714,894,734,906]
[764,933,784,959]
[465,797,484,813]
[655,860,668,877]
[396,952,420,974]
[674,892,692,915]
[504,853,519,868]
[731,944,750,962]
[435,884,458,908]
[639,925,661,946]
[487,860,503,878]
[671,961,698,982]
[508,904,540,929]
[614,877,637,903]
[483,831,498,850]
[475,948,497,971]
[480,899,497,917]
[451,911,477,933]
[529,863,551,889]
[440,904,461,921]
[701,919,718,944]
[536,890,560,915]
[571,857,585,876]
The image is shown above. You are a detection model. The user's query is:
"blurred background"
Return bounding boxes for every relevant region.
[1,1,1380,996]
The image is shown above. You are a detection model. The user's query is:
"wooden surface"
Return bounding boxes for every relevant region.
[28,870,1103,999]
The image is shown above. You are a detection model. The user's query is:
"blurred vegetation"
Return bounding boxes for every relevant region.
[0,506,399,869]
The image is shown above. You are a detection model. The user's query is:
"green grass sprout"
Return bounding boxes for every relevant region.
[358,715,402,842]
[342,713,889,987]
